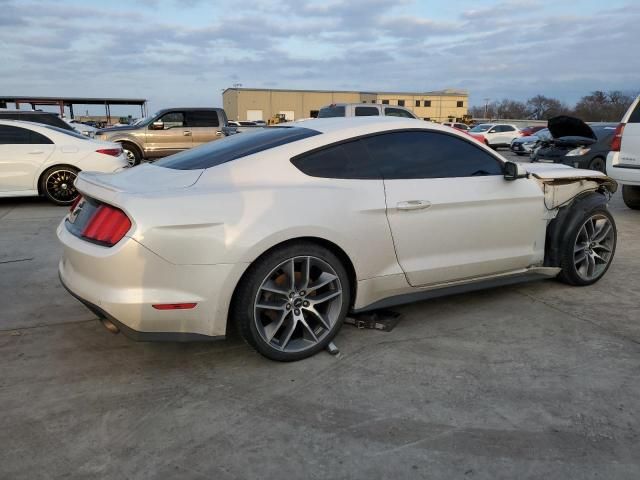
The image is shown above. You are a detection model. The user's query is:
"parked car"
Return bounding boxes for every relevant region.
[520,125,547,137]
[510,128,552,156]
[442,122,470,131]
[468,123,521,148]
[531,117,617,173]
[0,119,127,205]
[65,118,99,138]
[58,117,617,361]
[0,109,75,132]
[606,94,640,209]
[94,108,232,166]
[318,103,418,119]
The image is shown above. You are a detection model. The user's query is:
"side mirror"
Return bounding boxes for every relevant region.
[150,120,164,130]
[503,161,528,181]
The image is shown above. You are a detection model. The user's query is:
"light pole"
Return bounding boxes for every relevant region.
[484,98,490,120]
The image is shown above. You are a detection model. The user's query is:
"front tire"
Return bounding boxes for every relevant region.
[557,207,616,286]
[120,142,142,166]
[622,185,640,209]
[232,242,351,361]
[40,166,79,205]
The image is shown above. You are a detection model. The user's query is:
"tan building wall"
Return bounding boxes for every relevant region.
[223,88,468,123]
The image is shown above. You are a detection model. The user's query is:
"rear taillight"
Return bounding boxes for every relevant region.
[81,204,131,246]
[610,123,625,151]
[69,195,82,212]
[96,148,123,157]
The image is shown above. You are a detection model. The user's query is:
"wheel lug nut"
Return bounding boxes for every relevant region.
[299,290,306,296]
[294,309,300,315]
[303,301,309,307]
[289,292,295,298]
[286,304,291,310]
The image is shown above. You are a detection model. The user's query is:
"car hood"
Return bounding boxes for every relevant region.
[522,162,610,181]
[75,164,204,204]
[548,116,596,140]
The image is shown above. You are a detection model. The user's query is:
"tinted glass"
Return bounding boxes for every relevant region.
[354,106,379,117]
[0,125,53,144]
[158,112,184,128]
[385,108,414,119]
[501,125,515,132]
[363,131,503,179]
[317,106,345,118]
[291,140,376,179]
[187,110,219,127]
[156,126,321,170]
[629,100,640,123]
[0,112,72,130]
[469,124,491,133]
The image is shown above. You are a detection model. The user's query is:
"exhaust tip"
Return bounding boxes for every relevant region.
[100,318,120,334]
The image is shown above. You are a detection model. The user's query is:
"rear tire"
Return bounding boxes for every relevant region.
[622,185,640,210]
[557,206,616,286]
[40,166,79,205]
[232,242,350,362]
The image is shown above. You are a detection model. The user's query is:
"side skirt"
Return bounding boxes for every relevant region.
[353,267,560,313]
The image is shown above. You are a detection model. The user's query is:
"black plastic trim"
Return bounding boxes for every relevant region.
[353,272,549,313]
[59,273,224,343]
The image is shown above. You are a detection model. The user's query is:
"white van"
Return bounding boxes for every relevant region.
[317,103,418,119]
[606,95,640,209]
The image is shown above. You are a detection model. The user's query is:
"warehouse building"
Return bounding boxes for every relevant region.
[222,88,468,123]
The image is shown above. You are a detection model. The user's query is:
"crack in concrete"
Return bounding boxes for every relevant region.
[0,257,34,265]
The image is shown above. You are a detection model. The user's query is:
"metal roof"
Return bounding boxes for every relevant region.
[0,96,147,105]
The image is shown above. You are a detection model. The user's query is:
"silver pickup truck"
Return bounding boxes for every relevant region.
[94,107,235,166]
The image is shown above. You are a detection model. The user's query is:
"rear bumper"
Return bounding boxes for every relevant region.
[607,152,640,185]
[57,220,248,339]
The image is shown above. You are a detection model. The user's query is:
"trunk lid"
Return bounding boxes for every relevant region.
[74,164,203,204]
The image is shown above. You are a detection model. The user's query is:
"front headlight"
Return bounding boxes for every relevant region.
[566,147,591,156]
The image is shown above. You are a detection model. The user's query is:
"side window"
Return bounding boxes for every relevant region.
[502,125,515,132]
[291,139,379,179]
[354,106,380,117]
[187,110,219,127]
[628,101,640,123]
[385,108,414,119]
[158,112,184,128]
[0,125,52,144]
[362,130,503,179]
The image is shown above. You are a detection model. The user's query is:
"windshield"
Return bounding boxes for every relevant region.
[43,124,89,140]
[318,106,346,118]
[469,124,491,133]
[155,126,321,170]
[534,128,551,140]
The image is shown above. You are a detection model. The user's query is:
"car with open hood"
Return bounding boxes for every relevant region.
[510,128,552,156]
[58,117,618,361]
[531,116,617,173]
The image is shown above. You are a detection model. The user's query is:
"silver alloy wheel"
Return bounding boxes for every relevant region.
[253,256,343,353]
[573,214,614,281]
[45,168,78,203]
[124,148,137,166]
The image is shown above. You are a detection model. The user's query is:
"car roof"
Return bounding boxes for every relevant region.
[289,116,462,137]
[0,118,51,129]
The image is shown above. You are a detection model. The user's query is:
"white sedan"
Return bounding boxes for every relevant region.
[469,123,521,148]
[58,117,618,361]
[0,120,128,205]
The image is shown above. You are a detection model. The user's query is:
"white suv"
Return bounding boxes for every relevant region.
[606,95,640,209]
[468,123,521,148]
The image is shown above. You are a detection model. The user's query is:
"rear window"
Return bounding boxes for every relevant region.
[155,126,321,170]
[0,112,72,130]
[592,125,617,140]
[355,106,379,117]
[628,100,640,123]
[317,106,345,118]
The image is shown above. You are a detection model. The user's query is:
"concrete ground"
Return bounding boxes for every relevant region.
[1,154,639,479]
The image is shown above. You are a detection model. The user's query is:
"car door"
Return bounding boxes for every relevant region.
[0,125,55,192]
[145,111,191,157]
[500,125,519,144]
[367,130,546,287]
[186,110,224,147]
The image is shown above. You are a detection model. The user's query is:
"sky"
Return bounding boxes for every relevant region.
[1,0,639,116]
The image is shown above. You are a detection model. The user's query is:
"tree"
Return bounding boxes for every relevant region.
[573,90,635,122]
[526,95,571,120]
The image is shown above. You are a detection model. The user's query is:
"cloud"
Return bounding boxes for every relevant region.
[0,0,638,111]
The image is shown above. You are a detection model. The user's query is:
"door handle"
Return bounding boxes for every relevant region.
[397,200,431,211]
[183,131,192,136]
[215,131,223,136]
[28,150,44,154]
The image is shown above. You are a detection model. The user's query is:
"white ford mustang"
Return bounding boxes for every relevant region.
[58,117,618,361]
